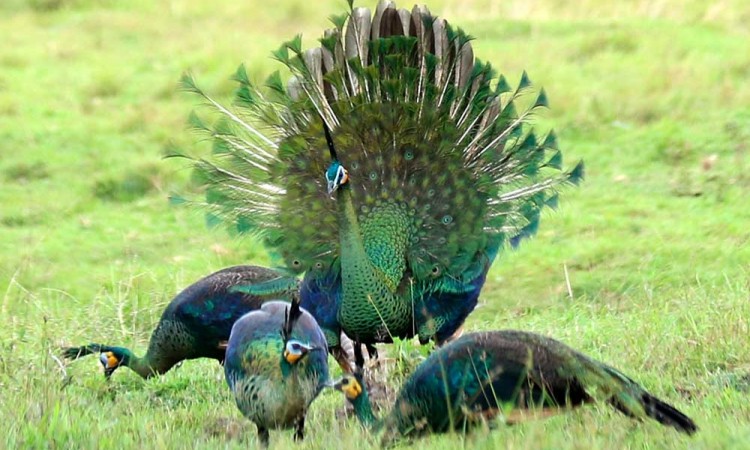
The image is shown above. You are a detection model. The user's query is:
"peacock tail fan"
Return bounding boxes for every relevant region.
[178,0,583,282]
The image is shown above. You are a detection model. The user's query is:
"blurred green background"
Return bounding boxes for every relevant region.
[1,0,749,448]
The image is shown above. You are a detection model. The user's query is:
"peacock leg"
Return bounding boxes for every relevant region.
[353,341,366,370]
[365,343,378,361]
[257,427,270,448]
[294,416,305,441]
[331,346,354,373]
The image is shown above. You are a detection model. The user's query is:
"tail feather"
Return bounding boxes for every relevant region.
[640,392,698,435]
[609,391,697,435]
[180,1,582,279]
[599,364,697,435]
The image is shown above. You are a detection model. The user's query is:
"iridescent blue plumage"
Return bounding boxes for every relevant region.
[180,1,583,371]
[335,331,698,445]
[62,265,295,379]
[224,299,329,446]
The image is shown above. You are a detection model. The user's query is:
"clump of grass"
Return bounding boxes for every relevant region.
[573,30,639,61]
[2,0,750,448]
[3,162,50,183]
[27,0,66,11]
[92,164,165,203]
[24,0,115,12]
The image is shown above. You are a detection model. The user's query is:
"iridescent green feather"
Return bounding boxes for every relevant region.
[180,2,582,281]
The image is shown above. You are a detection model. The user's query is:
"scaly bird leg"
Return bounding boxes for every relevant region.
[330,345,354,373]
[258,427,270,448]
[294,416,305,442]
[365,343,378,361]
[353,341,366,371]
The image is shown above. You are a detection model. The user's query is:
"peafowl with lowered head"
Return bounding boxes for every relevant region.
[61,265,298,379]
[334,331,697,445]
[178,0,583,369]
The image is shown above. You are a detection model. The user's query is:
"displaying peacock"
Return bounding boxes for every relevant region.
[178,0,583,369]
[334,331,697,444]
[223,295,329,447]
[62,265,297,379]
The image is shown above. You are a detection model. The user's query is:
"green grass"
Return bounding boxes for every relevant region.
[1,0,749,448]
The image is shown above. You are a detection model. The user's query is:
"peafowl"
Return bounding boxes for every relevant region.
[178,0,583,369]
[334,331,697,444]
[223,295,329,446]
[62,265,298,379]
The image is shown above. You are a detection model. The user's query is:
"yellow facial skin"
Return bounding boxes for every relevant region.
[284,350,303,365]
[340,376,362,400]
[340,169,349,186]
[101,352,119,368]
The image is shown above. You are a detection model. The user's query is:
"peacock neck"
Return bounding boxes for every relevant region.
[115,349,157,379]
[336,184,412,338]
[336,185,365,259]
[128,356,156,379]
[351,392,379,428]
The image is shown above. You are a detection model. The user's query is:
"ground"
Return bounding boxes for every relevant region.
[1,0,749,448]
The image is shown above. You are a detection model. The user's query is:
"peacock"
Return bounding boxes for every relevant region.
[177,0,584,369]
[61,265,298,379]
[223,295,329,446]
[333,331,698,444]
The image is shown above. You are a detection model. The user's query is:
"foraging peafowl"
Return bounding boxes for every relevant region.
[223,295,329,446]
[334,331,697,444]
[178,0,583,369]
[61,265,298,379]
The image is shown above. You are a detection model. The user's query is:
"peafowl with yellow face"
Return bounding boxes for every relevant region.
[334,331,697,445]
[223,295,329,446]
[179,0,583,369]
[61,265,297,379]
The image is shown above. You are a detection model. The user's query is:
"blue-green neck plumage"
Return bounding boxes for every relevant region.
[110,347,157,379]
[351,389,378,428]
[336,182,411,341]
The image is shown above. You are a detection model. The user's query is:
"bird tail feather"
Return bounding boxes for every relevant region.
[603,365,697,435]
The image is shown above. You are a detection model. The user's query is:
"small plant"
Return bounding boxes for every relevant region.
[93,164,164,202]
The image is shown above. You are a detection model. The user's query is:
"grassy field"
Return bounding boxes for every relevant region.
[1,0,749,448]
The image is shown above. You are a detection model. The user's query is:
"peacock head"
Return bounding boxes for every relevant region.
[325,161,349,196]
[321,118,348,196]
[333,372,364,401]
[98,349,128,378]
[283,339,316,365]
[334,370,377,427]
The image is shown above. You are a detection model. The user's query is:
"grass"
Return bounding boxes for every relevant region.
[1,0,749,448]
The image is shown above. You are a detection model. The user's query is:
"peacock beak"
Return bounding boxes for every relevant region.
[332,376,362,400]
[99,352,119,369]
[284,341,315,364]
[327,179,337,196]
[99,352,120,379]
[284,349,302,364]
